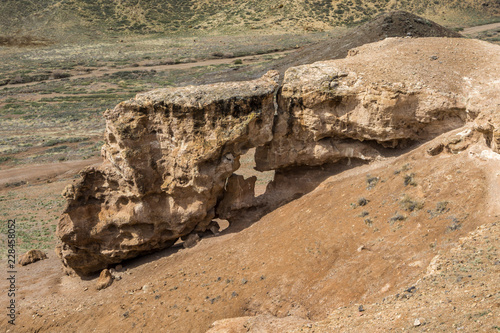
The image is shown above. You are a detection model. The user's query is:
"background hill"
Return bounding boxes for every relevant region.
[1,0,499,43]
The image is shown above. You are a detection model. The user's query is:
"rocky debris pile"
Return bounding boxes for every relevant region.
[18,249,48,266]
[57,37,500,276]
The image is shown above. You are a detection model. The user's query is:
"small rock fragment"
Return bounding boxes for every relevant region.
[183,233,200,249]
[18,249,47,266]
[96,269,114,290]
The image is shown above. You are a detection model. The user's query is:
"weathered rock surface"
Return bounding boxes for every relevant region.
[216,174,258,221]
[57,71,279,275]
[256,37,500,171]
[57,37,500,276]
[95,269,113,290]
[18,249,48,266]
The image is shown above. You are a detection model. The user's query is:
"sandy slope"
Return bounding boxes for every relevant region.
[1,124,499,332]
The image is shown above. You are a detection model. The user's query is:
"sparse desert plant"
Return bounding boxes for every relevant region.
[447,216,462,231]
[357,197,369,206]
[400,194,424,212]
[366,175,379,189]
[394,163,411,175]
[389,212,406,224]
[403,173,417,186]
[436,201,449,214]
[428,201,450,218]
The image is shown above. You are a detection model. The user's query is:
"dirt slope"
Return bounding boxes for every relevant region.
[1,123,499,332]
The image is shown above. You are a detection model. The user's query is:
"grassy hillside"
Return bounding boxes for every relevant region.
[1,0,499,43]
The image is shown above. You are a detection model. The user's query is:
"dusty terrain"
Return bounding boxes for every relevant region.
[1,8,500,333]
[2,125,499,333]
[1,33,499,333]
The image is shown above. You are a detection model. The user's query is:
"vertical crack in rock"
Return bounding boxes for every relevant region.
[57,71,279,276]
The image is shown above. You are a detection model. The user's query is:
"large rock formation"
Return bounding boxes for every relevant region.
[255,37,499,171]
[57,71,279,275]
[57,37,500,276]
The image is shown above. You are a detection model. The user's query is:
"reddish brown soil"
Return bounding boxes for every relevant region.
[1,129,499,333]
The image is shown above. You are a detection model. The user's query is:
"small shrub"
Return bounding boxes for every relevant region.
[233,59,243,65]
[211,52,224,58]
[404,173,417,186]
[364,218,373,227]
[436,201,449,214]
[447,216,462,231]
[400,194,424,212]
[389,213,406,224]
[51,71,71,79]
[46,145,69,153]
[366,175,379,189]
[394,163,411,175]
[357,197,368,206]
[359,211,369,217]
[0,156,12,163]
[428,201,450,219]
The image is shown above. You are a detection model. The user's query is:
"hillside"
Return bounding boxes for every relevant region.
[0,36,499,333]
[0,0,499,43]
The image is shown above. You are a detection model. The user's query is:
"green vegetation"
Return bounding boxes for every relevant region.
[0,0,498,43]
[0,29,328,166]
[0,184,65,256]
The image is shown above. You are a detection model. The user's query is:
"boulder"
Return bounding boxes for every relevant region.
[95,269,113,290]
[18,249,47,266]
[57,71,279,275]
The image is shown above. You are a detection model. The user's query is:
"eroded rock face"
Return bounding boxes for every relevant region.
[57,71,279,275]
[57,38,500,276]
[256,38,498,171]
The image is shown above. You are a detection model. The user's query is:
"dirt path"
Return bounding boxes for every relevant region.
[5,50,292,89]
[462,22,500,35]
[0,157,100,188]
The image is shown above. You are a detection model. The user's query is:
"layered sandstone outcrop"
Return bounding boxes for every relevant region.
[57,38,500,276]
[255,37,498,171]
[57,71,279,275]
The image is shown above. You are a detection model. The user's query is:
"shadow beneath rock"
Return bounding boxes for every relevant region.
[110,242,184,273]
[219,157,369,235]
